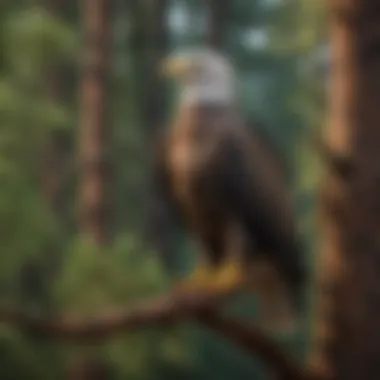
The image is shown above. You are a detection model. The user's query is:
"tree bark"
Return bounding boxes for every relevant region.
[74,0,112,378]
[79,0,112,246]
[310,1,380,379]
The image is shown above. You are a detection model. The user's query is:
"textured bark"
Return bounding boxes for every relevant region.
[74,0,112,378]
[79,0,112,246]
[310,1,380,379]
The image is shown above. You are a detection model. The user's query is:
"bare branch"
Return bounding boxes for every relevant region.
[0,289,321,380]
[0,290,222,341]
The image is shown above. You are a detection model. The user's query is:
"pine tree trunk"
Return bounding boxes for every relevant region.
[72,0,112,378]
[79,0,112,246]
[310,1,380,379]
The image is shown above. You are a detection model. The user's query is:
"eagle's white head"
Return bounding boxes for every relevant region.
[161,47,236,106]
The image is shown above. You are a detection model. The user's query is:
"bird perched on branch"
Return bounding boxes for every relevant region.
[153,47,306,333]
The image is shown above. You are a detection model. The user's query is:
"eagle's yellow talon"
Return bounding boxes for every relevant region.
[208,261,245,294]
[178,261,245,295]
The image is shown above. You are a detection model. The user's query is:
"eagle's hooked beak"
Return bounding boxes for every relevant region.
[160,56,192,78]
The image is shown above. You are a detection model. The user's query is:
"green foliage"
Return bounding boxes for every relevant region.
[55,235,194,380]
[4,6,77,82]
[0,330,63,380]
[55,235,170,314]
[0,5,75,301]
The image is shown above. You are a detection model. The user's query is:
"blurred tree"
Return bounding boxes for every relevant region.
[70,0,112,378]
[78,0,113,247]
[310,1,380,379]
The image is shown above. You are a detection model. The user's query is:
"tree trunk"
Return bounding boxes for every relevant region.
[206,0,230,50]
[79,0,112,246]
[72,0,112,378]
[310,1,380,379]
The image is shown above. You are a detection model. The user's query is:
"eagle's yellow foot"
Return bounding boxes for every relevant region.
[208,261,245,294]
[178,265,214,292]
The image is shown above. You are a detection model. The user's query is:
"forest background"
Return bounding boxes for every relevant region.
[0,0,327,379]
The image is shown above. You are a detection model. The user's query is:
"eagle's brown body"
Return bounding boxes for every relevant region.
[155,48,305,331]
[155,103,305,323]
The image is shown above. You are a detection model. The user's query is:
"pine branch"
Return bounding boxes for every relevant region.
[0,289,322,380]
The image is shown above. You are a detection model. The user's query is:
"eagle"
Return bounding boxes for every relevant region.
[153,47,306,332]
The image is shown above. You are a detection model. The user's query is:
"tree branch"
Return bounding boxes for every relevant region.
[0,290,216,341]
[0,289,321,380]
[197,312,324,380]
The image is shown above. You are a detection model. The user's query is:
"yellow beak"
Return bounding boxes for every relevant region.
[160,56,192,78]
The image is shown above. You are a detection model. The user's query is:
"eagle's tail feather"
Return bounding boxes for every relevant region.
[246,259,303,335]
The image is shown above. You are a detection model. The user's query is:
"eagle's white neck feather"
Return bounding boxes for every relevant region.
[181,82,234,106]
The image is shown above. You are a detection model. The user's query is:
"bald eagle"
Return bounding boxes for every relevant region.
[154,48,306,332]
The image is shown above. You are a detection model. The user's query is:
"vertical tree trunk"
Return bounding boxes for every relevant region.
[310,1,380,379]
[79,0,112,246]
[70,0,112,378]
[206,0,230,49]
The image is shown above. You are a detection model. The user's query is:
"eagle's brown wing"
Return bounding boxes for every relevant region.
[216,124,306,311]
[246,120,290,183]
